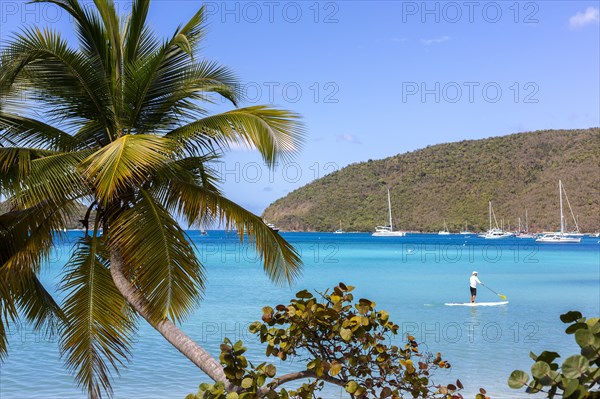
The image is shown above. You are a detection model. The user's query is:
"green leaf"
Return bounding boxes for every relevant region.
[59,235,136,399]
[562,377,579,397]
[574,329,595,348]
[378,310,389,322]
[345,381,358,394]
[560,311,583,323]
[537,351,561,364]
[296,290,312,299]
[565,323,588,334]
[330,361,342,376]
[508,370,530,389]
[79,135,174,205]
[241,377,253,389]
[562,355,589,379]
[173,33,192,55]
[586,318,600,334]
[264,364,276,378]
[531,361,551,379]
[110,189,205,323]
[340,328,352,341]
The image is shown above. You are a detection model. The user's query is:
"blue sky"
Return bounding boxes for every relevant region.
[1,0,599,215]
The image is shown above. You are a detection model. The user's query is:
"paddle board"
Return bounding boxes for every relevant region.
[444,301,509,307]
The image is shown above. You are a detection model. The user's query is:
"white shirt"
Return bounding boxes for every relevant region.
[470,275,482,288]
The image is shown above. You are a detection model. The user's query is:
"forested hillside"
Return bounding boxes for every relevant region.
[262,129,600,232]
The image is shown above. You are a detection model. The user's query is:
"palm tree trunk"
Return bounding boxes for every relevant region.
[109,250,230,386]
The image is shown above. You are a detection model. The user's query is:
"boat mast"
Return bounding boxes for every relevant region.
[559,180,564,234]
[387,189,393,231]
[561,181,580,233]
[489,201,492,230]
[525,209,529,232]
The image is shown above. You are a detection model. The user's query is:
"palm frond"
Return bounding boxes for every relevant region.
[0,200,73,272]
[0,25,115,141]
[60,233,136,399]
[0,278,19,360]
[175,5,207,53]
[15,271,63,335]
[0,200,74,360]
[78,134,173,204]
[167,106,304,165]
[31,0,110,63]
[125,58,239,134]
[10,150,92,208]
[0,113,78,150]
[157,180,301,285]
[109,189,205,323]
[123,0,152,62]
[0,147,54,195]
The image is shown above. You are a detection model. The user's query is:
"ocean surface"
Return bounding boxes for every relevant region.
[1,231,599,399]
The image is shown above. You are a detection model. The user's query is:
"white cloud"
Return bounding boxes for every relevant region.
[391,37,409,43]
[420,36,451,45]
[569,7,599,29]
[336,134,361,144]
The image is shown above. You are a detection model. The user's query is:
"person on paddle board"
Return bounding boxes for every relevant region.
[470,271,483,303]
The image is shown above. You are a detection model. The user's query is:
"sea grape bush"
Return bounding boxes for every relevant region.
[508,311,600,398]
[187,283,484,399]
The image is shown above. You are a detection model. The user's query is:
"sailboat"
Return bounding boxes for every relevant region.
[265,221,280,232]
[438,220,450,235]
[372,189,406,237]
[479,202,512,239]
[536,180,581,243]
[334,221,345,234]
[460,221,473,235]
[567,215,584,237]
[515,210,535,239]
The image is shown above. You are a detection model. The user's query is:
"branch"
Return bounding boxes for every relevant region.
[258,369,346,396]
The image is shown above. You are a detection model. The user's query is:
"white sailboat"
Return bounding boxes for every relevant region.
[536,180,581,243]
[334,221,345,234]
[479,202,512,239]
[372,189,406,237]
[438,220,450,235]
[567,215,584,236]
[265,222,280,232]
[460,221,473,235]
[515,210,536,239]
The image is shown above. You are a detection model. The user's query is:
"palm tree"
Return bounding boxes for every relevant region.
[0,0,303,397]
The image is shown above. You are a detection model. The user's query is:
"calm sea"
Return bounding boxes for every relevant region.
[1,231,598,398]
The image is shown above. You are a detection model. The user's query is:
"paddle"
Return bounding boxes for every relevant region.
[482,284,507,300]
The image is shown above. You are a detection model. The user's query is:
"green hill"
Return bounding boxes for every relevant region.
[262,128,600,233]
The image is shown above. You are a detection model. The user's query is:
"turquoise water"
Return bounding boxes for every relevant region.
[1,232,598,398]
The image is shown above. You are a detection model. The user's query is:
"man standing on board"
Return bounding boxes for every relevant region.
[470,271,483,303]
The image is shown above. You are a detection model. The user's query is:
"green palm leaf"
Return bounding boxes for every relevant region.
[0,113,77,150]
[168,106,304,165]
[0,26,115,138]
[0,200,73,272]
[110,189,205,323]
[158,179,301,285]
[79,135,173,204]
[60,234,136,399]
[0,201,72,359]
